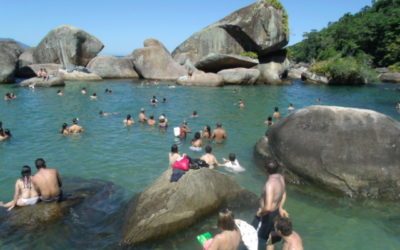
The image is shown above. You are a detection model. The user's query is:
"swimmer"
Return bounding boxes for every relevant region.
[60,123,69,135]
[200,145,220,169]
[202,125,212,140]
[288,103,295,112]
[238,99,245,108]
[68,118,84,134]
[273,107,281,120]
[212,123,227,143]
[191,111,199,118]
[81,87,87,95]
[206,208,241,250]
[123,114,134,126]
[162,97,167,103]
[57,90,63,96]
[191,132,203,150]
[275,217,304,250]
[179,121,191,139]
[150,96,158,105]
[147,115,156,126]
[139,108,148,123]
[90,93,97,100]
[265,116,274,127]
[220,153,245,173]
[0,128,11,141]
[158,115,168,129]
[0,166,39,211]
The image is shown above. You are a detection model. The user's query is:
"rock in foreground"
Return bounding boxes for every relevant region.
[264,106,400,199]
[121,168,257,245]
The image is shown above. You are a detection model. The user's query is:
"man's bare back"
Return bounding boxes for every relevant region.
[212,128,227,143]
[33,168,62,200]
[209,230,241,250]
[282,231,303,250]
[258,174,287,217]
[68,124,83,134]
[201,153,219,169]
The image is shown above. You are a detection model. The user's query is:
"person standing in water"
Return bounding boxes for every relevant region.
[60,123,69,135]
[0,166,40,211]
[32,158,63,202]
[275,217,304,250]
[139,108,148,123]
[68,118,84,133]
[238,99,245,109]
[124,114,134,126]
[253,161,288,250]
[212,123,227,143]
[200,145,220,169]
[206,208,241,250]
[272,107,281,120]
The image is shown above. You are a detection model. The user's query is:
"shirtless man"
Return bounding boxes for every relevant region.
[169,144,182,167]
[68,118,84,133]
[272,107,281,120]
[147,115,156,126]
[32,158,62,202]
[208,208,241,250]
[139,108,147,123]
[200,145,220,169]
[275,217,303,250]
[253,161,288,250]
[212,123,227,143]
[124,114,134,126]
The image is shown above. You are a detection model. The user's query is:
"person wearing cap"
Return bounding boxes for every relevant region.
[68,118,84,134]
[212,123,227,143]
[158,114,168,129]
[139,108,148,123]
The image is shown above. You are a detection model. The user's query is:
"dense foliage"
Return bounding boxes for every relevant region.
[288,0,400,68]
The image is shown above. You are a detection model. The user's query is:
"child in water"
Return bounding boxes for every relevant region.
[220,153,245,173]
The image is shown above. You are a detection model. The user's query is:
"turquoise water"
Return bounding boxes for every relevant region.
[0,80,399,249]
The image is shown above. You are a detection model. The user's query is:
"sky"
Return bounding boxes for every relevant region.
[0,0,372,56]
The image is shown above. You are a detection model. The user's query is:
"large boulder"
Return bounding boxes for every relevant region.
[19,76,65,87]
[195,53,258,73]
[121,168,257,245]
[172,1,288,64]
[0,40,25,83]
[132,39,187,80]
[380,72,400,83]
[18,63,62,78]
[177,71,224,87]
[59,69,102,81]
[33,25,104,66]
[264,106,400,199]
[257,51,290,84]
[218,68,260,85]
[287,63,309,80]
[301,71,329,84]
[17,48,35,71]
[87,56,139,79]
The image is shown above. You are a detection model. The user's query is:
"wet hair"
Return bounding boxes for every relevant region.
[92,93,97,96]
[266,161,279,174]
[61,123,68,133]
[149,115,154,120]
[204,125,211,136]
[4,129,11,137]
[126,114,131,120]
[289,103,293,107]
[268,116,273,122]
[216,123,222,128]
[217,208,236,231]
[99,111,104,115]
[171,144,178,153]
[105,88,109,93]
[194,132,201,140]
[275,217,293,237]
[35,158,46,169]
[72,118,78,124]
[228,153,236,162]
[192,111,197,116]
[21,166,32,189]
[274,107,279,112]
[205,145,212,153]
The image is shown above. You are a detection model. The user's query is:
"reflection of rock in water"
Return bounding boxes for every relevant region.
[0,177,127,248]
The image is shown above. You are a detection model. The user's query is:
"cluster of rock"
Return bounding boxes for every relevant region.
[0,0,292,87]
[376,68,400,83]
[255,106,400,200]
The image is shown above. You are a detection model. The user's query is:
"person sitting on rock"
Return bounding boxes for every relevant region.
[124,114,134,126]
[206,208,241,250]
[275,217,304,250]
[36,68,44,78]
[0,166,40,211]
[42,68,49,80]
[200,145,220,169]
[169,144,182,167]
[32,158,63,202]
[68,118,84,134]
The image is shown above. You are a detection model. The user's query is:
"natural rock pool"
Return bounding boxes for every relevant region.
[0,80,399,249]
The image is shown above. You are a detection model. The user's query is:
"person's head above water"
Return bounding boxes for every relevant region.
[21,165,32,177]
[274,107,279,112]
[171,144,178,153]
[228,153,236,162]
[35,158,46,169]
[205,145,212,153]
[216,123,222,128]
[217,208,236,231]
[62,123,68,130]
[72,118,78,124]
[126,114,131,120]
[194,132,201,140]
[266,161,279,174]
[275,217,293,237]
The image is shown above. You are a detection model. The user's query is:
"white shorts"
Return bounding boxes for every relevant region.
[19,197,39,206]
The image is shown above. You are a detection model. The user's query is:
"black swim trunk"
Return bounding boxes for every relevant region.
[252,209,281,244]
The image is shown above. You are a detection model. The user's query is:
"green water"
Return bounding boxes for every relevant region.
[0,80,399,249]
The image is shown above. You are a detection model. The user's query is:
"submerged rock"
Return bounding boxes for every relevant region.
[218,68,260,85]
[172,1,288,63]
[177,71,224,87]
[132,39,187,81]
[121,168,257,245]
[87,56,139,79]
[0,40,25,83]
[19,76,65,87]
[33,25,104,66]
[195,53,258,73]
[259,106,400,199]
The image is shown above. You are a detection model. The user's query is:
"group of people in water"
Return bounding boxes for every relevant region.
[0,158,62,210]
